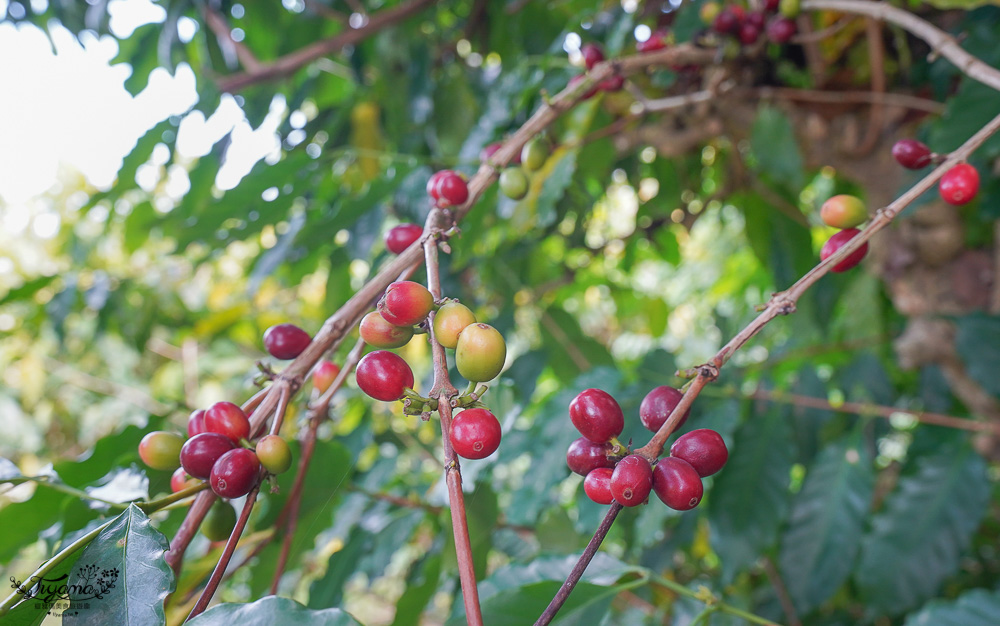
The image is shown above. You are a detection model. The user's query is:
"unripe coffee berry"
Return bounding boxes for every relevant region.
[210,448,261,499]
[313,361,341,394]
[610,455,653,507]
[639,386,689,433]
[356,350,415,401]
[187,409,207,438]
[820,228,868,272]
[180,432,236,480]
[205,401,251,444]
[820,194,867,230]
[670,429,729,477]
[449,408,502,460]
[138,431,185,471]
[384,223,423,254]
[569,388,624,444]
[892,139,932,169]
[652,457,704,510]
[566,437,616,476]
[584,468,615,505]
[939,163,979,206]
[263,323,311,360]
[360,310,414,349]
[499,167,529,200]
[432,302,476,349]
[378,281,435,327]
[256,435,293,474]
[202,500,237,542]
[520,137,549,173]
[455,323,506,382]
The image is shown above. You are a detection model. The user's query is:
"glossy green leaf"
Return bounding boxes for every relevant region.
[188,596,361,625]
[903,588,1000,625]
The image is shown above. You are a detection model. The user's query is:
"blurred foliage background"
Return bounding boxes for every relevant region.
[3,0,1000,624]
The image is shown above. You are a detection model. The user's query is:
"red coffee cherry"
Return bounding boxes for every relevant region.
[432,301,476,349]
[598,75,624,92]
[360,310,415,349]
[187,409,207,438]
[639,386,690,433]
[636,29,668,52]
[746,11,766,29]
[569,388,624,444]
[820,228,869,272]
[670,429,729,477]
[180,432,236,480]
[449,408,502,460]
[891,139,932,170]
[939,163,980,206]
[138,431,185,471]
[431,170,469,208]
[384,223,423,254]
[170,467,200,493]
[205,401,251,444]
[356,350,415,401]
[426,170,448,199]
[256,435,293,474]
[566,437,616,476]
[820,194,867,230]
[480,142,521,165]
[378,281,435,327]
[313,361,341,394]
[263,323,312,360]
[765,0,780,12]
[584,468,615,505]
[210,448,261,499]
[713,8,742,34]
[766,16,796,43]
[652,457,704,510]
[568,74,598,100]
[739,23,760,45]
[610,455,653,507]
[455,323,507,382]
[580,43,605,70]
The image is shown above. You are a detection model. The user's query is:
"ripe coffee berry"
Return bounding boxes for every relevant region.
[820,228,868,272]
[892,139,932,169]
[611,455,653,507]
[570,388,624,444]
[639,386,690,433]
[568,74,598,100]
[263,323,311,360]
[746,11,766,29]
[432,301,476,349]
[450,408,503,460]
[480,142,521,165]
[426,170,449,199]
[138,431,185,471]
[820,194,867,230]
[180,432,236,480]
[713,8,742,34]
[360,310,414,349]
[356,350,415,401]
[580,43,605,70]
[378,281,435,327]
[455,323,507,382]
[584,468,615,505]
[205,401,251,444]
[313,361,341,394]
[652,457,704,510]
[766,16,796,43]
[187,409,207,438]
[210,448,261,499]
[202,500,237,542]
[598,75,625,92]
[636,29,668,52]
[256,435,293,474]
[429,170,469,208]
[170,467,200,493]
[566,437,616,476]
[670,429,729,477]
[939,163,980,206]
[499,167,529,200]
[384,223,423,254]
[739,22,760,45]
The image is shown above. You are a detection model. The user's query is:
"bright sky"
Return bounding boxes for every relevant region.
[0,0,285,227]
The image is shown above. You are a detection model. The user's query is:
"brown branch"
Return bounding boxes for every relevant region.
[741,86,945,114]
[203,4,261,72]
[851,18,886,156]
[216,0,436,92]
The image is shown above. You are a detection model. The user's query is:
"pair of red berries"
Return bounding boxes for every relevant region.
[892,139,980,206]
[427,170,469,208]
[567,386,689,446]
[709,2,797,46]
[818,195,870,273]
[567,43,624,100]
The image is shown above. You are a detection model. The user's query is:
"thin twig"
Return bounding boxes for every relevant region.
[202,4,261,72]
[740,86,945,114]
[763,557,802,626]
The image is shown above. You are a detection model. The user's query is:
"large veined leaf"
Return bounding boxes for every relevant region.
[61,505,173,626]
[778,435,874,614]
[188,596,361,625]
[903,588,1000,625]
[750,106,805,192]
[854,446,990,616]
[709,409,794,582]
[955,314,1000,397]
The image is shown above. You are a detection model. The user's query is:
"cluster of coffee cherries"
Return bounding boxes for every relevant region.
[817,194,870,272]
[892,139,981,206]
[567,42,625,100]
[566,387,728,510]
[356,279,508,460]
[703,0,798,45]
[427,169,470,209]
[481,136,551,201]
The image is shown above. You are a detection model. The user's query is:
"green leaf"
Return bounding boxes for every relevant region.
[0,275,56,307]
[63,505,174,625]
[903,588,1000,625]
[750,106,804,191]
[709,409,794,582]
[391,554,442,626]
[736,192,813,289]
[308,526,373,609]
[189,596,361,625]
[0,487,67,562]
[955,313,1000,397]
[448,580,621,626]
[778,436,874,614]
[854,446,990,616]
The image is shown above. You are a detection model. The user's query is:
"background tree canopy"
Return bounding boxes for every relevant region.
[2,0,1000,624]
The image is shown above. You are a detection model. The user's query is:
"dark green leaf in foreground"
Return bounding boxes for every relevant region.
[188,596,361,625]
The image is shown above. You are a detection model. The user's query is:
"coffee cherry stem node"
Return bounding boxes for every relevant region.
[676,367,699,379]
[402,388,435,405]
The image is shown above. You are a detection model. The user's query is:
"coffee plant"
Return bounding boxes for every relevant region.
[3,1,1000,624]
